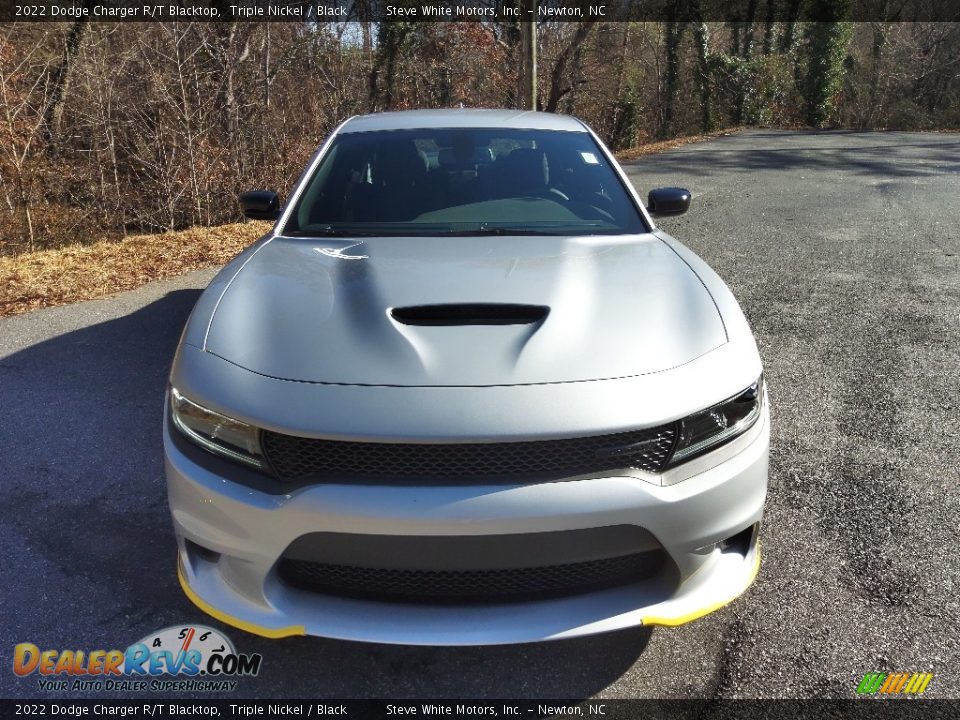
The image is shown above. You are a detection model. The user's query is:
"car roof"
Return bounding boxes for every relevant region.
[339,109,589,134]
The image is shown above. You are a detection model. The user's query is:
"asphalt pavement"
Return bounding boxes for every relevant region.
[1,130,958,700]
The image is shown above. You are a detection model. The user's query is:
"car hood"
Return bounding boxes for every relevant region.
[203,234,727,386]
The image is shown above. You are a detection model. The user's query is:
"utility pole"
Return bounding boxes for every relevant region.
[519,3,537,110]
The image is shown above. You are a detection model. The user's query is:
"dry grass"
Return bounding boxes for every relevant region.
[615,127,744,162]
[0,222,269,317]
[0,128,746,318]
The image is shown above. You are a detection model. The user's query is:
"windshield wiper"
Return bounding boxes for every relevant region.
[284,226,378,237]
[440,225,560,236]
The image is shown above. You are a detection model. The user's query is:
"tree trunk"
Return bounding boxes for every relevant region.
[544,22,592,113]
[741,0,759,61]
[43,17,88,145]
[368,23,413,111]
[661,18,686,138]
[734,0,759,125]
[615,23,631,100]
[779,0,804,54]
[762,0,777,55]
[866,22,887,128]
[692,21,714,132]
[804,0,854,127]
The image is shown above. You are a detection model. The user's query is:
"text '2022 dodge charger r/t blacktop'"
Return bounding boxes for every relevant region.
[164,109,768,645]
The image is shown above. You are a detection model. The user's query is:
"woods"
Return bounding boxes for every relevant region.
[1,16,958,256]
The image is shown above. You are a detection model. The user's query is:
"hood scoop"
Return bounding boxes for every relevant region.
[391,303,549,326]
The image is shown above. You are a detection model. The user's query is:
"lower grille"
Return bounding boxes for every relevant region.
[261,424,678,482]
[277,552,665,604]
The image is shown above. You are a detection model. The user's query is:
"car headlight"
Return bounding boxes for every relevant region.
[670,377,763,465]
[169,387,265,469]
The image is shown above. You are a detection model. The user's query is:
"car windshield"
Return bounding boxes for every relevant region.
[282,128,647,237]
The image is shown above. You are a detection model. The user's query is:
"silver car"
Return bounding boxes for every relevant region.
[165,109,768,645]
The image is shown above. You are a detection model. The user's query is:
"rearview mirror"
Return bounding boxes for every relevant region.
[647,187,691,218]
[239,190,282,221]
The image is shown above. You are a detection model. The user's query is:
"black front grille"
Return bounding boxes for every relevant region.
[277,552,664,603]
[261,424,677,482]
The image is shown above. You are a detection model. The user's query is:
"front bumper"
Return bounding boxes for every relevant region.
[164,399,768,646]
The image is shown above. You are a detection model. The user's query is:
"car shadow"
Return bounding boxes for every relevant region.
[0,289,651,700]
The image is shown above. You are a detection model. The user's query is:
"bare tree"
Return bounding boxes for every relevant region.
[368,22,415,111]
[661,16,687,138]
[0,27,55,251]
[543,22,593,113]
[42,13,88,145]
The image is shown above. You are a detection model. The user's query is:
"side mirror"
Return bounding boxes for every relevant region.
[239,190,282,221]
[647,187,691,218]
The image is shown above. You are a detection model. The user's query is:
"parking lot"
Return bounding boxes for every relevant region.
[1,130,958,699]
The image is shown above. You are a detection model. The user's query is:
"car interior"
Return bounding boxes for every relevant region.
[290,128,641,233]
